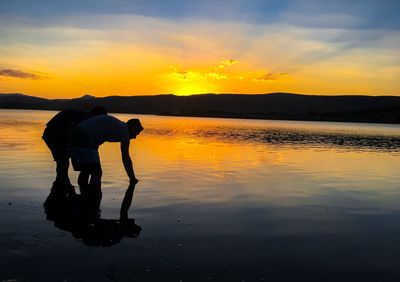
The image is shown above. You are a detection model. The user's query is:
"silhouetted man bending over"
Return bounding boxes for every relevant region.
[68,115,143,202]
[43,107,107,196]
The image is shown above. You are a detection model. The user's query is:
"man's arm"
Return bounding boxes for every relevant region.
[120,141,138,183]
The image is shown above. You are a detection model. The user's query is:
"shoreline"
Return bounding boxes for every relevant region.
[1,106,400,126]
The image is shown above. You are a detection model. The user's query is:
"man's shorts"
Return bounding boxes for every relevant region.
[68,145,101,172]
[42,127,69,162]
[68,127,101,172]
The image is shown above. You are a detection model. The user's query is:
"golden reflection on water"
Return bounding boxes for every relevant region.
[2,110,400,282]
[1,109,400,209]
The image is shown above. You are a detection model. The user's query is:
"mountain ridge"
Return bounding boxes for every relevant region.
[1,92,400,124]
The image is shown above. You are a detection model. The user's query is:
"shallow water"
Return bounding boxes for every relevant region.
[1,109,400,281]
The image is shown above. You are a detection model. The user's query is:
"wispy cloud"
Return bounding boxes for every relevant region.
[0,1,399,96]
[0,69,45,79]
[171,70,229,81]
[170,60,243,81]
[208,72,228,80]
[255,73,289,82]
[170,61,290,83]
[217,59,239,69]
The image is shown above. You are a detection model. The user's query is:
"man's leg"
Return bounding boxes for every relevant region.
[55,153,70,185]
[54,148,76,196]
[89,167,102,190]
[47,146,72,197]
[69,144,102,209]
[78,170,90,196]
[43,131,71,186]
[88,166,102,208]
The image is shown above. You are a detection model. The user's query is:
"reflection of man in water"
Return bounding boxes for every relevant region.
[43,107,107,196]
[68,115,143,200]
[44,182,141,247]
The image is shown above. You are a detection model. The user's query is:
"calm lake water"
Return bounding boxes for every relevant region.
[1,109,400,281]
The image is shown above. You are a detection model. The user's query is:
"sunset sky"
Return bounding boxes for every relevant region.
[0,0,399,98]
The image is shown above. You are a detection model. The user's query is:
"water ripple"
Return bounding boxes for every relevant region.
[144,126,400,152]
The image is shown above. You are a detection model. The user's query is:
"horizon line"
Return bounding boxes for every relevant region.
[1,92,399,100]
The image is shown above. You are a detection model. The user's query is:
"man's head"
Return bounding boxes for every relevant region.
[126,118,143,139]
[90,106,107,116]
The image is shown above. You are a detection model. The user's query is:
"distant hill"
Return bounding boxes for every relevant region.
[1,92,400,124]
